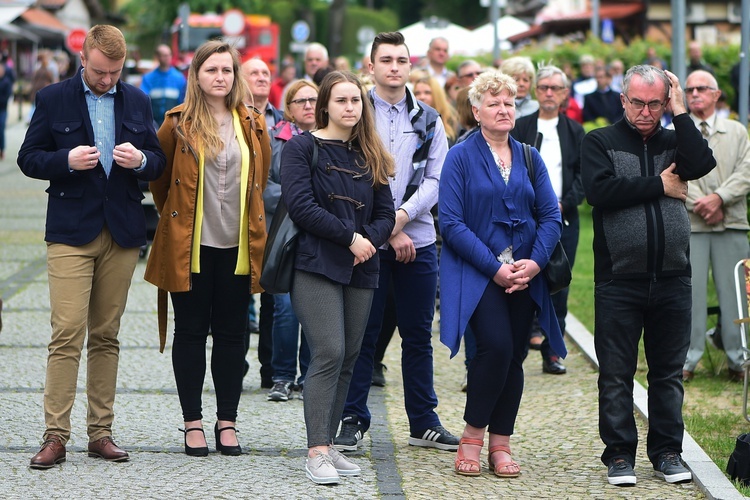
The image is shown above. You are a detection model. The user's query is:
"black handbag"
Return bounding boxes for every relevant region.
[728,432,750,486]
[259,138,318,294]
[523,143,572,295]
[259,199,299,294]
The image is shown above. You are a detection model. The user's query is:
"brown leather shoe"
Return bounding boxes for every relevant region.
[30,436,66,469]
[729,369,746,383]
[87,436,129,462]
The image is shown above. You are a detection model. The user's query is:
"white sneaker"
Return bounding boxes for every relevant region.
[305,450,339,485]
[328,446,361,476]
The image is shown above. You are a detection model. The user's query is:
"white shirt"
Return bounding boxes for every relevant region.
[537,116,563,201]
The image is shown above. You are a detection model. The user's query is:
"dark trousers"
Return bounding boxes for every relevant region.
[465,282,534,434]
[373,282,397,366]
[343,244,440,434]
[171,246,250,422]
[595,277,691,467]
[258,292,274,383]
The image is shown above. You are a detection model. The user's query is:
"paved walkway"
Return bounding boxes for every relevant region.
[0,111,741,498]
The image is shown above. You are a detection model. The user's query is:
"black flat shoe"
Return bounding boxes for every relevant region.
[180,427,209,457]
[214,422,242,456]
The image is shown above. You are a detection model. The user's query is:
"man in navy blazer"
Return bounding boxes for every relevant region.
[18,25,165,469]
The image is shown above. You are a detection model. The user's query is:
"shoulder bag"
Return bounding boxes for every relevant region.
[259,137,318,294]
[523,143,572,295]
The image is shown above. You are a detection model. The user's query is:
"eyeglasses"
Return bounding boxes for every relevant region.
[459,71,482,80]
[537,84,565,93]
[290,97,317,106]
[623,94,665,112]
[684,86,717,94]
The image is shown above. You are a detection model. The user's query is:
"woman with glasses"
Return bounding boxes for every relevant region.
[263,80,319,402]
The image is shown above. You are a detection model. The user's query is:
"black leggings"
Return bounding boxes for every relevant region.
[171,246,250,422]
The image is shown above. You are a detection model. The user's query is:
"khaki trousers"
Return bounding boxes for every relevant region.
[44,227,138,444]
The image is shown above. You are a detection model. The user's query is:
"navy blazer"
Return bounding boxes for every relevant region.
[511,111,586,223]
[583,89,622,125]
[18,71,166,248]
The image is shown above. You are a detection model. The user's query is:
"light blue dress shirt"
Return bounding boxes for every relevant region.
[81,70,116,176]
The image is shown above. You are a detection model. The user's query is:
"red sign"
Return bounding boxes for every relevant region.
[66,28,87,53]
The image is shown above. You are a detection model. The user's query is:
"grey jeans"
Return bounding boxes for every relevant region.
[290,269,374,448]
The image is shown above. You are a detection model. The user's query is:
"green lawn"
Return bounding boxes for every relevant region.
[568,204,750,496]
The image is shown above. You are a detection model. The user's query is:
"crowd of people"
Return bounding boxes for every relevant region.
[14,23,750,491]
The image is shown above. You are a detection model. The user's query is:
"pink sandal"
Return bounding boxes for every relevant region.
[488,445,520,478]
[454,437,483,476]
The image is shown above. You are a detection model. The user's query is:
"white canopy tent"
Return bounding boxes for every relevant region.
[398,17,479,57]
[470,15,531,54]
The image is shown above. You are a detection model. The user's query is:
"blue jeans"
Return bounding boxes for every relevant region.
[343,244,441,434]
[0,109,7,153]
[270,292,310,384]
[595,276,691,467]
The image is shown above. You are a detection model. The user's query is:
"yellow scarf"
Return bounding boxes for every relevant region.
[191,108,252,274]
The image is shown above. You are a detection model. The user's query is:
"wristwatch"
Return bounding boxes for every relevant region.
[139,151,146,169]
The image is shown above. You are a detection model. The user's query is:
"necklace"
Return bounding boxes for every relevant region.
[486,140,512,183]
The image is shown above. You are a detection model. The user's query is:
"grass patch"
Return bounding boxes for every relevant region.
[569,204,750,495]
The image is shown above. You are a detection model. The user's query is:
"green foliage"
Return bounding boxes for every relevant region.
[310,4,398,60]
[508,36,742,111]
[582,117,610,134]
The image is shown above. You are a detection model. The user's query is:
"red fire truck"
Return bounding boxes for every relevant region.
[171,11,280,71]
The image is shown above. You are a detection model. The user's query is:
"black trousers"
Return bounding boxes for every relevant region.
[171,246,250,422]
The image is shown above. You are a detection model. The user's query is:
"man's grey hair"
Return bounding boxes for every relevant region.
[429,37,449,49]
[536,64,569,89]
[457,59,480,73]
[622,65,670,99]
[305,42,329,62]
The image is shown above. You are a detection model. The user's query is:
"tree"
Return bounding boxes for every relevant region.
[328,0,347,57]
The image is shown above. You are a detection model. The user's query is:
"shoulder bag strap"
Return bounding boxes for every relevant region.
[523,143,535,185]
[311,136,319,171]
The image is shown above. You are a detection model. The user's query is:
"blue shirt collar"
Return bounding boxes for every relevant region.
[80,68,117,97]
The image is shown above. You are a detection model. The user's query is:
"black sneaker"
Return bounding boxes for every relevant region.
[607,458,636,486]
[654,452,692,483]
[333,416,365,452]
[408,425,459,451]
[371,363,387,387]
[292,382,304,400]
[267,381,292,402]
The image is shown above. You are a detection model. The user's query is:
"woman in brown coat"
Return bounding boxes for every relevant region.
[144,41,270,457]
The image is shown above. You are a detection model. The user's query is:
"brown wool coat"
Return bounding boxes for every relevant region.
[144,104,271,351]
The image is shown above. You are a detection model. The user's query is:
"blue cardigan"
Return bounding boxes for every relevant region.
[438,131,566,358]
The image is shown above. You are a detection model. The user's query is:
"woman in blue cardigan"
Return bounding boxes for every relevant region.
[438,71,565,478]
